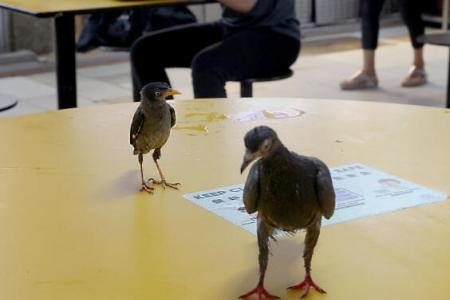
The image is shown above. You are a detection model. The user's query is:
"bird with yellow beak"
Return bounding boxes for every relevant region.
[130,82,181,193]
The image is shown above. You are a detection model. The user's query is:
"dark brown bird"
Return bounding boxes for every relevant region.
[130,82,180,193]
[239,126,335,299]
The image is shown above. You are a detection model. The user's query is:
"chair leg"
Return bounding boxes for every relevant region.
[240,81,253,97]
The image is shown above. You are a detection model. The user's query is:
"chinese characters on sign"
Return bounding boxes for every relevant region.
[183,164,447,235]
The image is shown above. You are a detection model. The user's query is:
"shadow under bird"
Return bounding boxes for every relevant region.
[239,126,335,299]
[130,82,181,193]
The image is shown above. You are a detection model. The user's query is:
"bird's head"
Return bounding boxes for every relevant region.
[140,82,180,103]
[240,126,280,173]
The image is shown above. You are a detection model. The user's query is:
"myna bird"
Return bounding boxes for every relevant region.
[130,82,181,193]
[239,126,335,299]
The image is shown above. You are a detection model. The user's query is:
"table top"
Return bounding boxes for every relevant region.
[0,98,449,300]
[0,0,210,17]
[418,32,450,47]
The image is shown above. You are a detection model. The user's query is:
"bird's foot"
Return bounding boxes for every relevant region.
[287,275,326,298]
[239,283,280,299]
[140,181,154,194]
[148,178,181,190]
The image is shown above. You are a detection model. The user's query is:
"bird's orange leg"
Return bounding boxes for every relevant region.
[150,149,180,190]
[287,271,326,298]
[288,221,325,298]
[240,220,279,300]
[138,154,154,193]
[150,159,180,190]
[239,280,280,300]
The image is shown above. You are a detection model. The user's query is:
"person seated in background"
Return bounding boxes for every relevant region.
[341,0,426,90]
[130,0,300,100]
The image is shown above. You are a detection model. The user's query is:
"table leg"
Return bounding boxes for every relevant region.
[443,0,449,30]
[447,48,450,108]
[54,14,77,109]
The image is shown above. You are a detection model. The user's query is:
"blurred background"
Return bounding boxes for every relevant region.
[0,0,448,117]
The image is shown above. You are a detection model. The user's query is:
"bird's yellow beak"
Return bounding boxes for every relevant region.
[240,150,257,174]
[163,88,181,98]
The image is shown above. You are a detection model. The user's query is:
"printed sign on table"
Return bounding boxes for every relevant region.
[183,164,448,235]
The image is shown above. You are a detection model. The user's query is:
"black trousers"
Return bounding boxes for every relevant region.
[361,0,425,49]
[130,22,300,100]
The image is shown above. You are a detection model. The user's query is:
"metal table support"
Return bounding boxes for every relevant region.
[54,14,77,109]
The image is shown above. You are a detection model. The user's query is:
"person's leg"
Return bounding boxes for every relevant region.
[399,0,427,87]
[191,29,300,98]
[77,10,123,52]
[130,22,224,101]
[361,0,385,76]
[341,0,385,90]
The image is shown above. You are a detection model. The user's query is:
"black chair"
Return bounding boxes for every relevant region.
[239,69,294,97]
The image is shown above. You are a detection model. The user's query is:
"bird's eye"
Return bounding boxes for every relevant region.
[155,91,161,97]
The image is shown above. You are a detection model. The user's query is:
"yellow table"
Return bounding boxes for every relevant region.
[0,0,210,109]
[0,98,449,300]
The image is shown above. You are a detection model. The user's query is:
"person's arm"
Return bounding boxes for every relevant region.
[218,0,257,13]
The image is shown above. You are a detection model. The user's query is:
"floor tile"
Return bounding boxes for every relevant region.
[0,76,55,99]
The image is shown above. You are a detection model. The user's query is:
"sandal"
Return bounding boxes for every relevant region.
[340,72,378,90]
[402,66,427,87]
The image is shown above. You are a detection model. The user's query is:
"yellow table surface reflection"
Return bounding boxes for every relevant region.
[0,98,449,300]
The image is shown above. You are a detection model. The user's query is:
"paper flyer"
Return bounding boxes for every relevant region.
[183,164,447,235]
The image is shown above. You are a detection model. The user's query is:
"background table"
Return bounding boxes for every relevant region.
[0,0,210,109]
[0,98,449,300]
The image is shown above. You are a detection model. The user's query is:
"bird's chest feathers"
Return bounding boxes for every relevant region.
[139,105,171,147]
[260,159,298,198]
[258,160,317,229]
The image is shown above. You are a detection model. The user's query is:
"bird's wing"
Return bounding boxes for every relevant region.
[130,106,145,145]
[312,158,336,219]
[243,161,261,214]
[169,104,176,128]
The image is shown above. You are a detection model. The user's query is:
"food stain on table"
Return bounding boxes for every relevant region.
[174,112,227,135]
[184,112,227,122]
[174,123,208,134]
[175,108,305,135]
[229,107,305,122]
[263,108,305,119]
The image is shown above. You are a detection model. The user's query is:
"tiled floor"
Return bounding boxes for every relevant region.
[0,25,448,119]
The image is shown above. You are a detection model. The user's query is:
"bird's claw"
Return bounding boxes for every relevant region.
[239,284,280,300]
[148,178,181,190]
[287,275,326,298]
[140,182,155,194]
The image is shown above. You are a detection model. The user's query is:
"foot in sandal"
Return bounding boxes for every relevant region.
[340,71,378,90]
[402,66,427,87]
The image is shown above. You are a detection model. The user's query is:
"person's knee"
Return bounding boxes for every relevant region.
[360,0,381,23]
[130,37,148,66]
[191,50,222,78]
[191,50,227,97]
